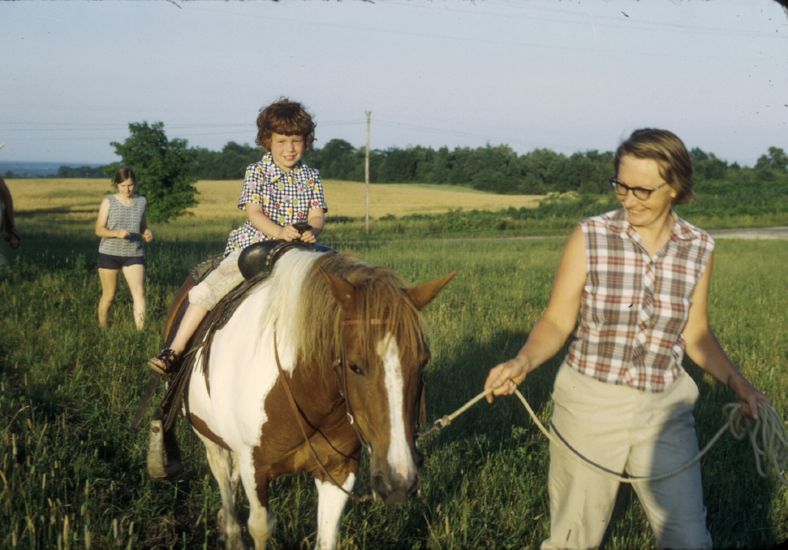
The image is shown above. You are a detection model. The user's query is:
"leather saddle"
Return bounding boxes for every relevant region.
[162,239,334,345]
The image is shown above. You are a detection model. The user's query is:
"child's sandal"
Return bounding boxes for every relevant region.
[148,348,179,377]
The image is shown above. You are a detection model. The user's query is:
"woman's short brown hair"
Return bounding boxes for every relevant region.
[614,128,694,204]
[255,98,316,152]
[112,166,137,187]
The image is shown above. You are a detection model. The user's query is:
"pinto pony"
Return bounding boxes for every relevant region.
[168,248,453,549]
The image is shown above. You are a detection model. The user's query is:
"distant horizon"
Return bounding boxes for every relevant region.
[0,160,105,178]
[1,136,782,172]
[0,160,103,166]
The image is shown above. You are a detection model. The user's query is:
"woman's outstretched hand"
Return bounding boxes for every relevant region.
[484,356,531,404]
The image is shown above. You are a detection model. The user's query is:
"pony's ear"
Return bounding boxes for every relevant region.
[406,272,456,311]
[319,267,356,312]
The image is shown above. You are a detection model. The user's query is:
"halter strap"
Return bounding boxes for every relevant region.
[335,343,373,452]
[272,330,373,503]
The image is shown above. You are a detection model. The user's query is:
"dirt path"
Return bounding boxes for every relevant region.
[708,227,788,240]
[339,227,788,247]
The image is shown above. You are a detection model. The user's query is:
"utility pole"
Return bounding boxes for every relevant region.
[364,111,371,234]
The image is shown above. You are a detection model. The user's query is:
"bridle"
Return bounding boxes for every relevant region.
[272,316,394,503]
[333,318,392,453]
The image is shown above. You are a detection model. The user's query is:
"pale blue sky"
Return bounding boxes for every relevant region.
[1,0,786,166]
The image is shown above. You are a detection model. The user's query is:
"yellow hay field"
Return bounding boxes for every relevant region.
[5,178,541,222]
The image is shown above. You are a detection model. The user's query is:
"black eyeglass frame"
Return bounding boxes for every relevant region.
[609,177,668,201]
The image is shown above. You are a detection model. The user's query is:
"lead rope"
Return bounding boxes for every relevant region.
[418,387,787,485]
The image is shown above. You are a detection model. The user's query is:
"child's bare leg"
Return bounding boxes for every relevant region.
[169,303,209,354]
[148,303,208,374]
[149,251,243,374]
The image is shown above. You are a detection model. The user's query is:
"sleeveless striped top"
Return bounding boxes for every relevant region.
[98,195,147,257]
[566,208,714,393]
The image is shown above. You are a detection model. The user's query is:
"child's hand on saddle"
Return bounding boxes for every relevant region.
[299,230,317,244]
[277,225,302,242]
[290,222,315,243]
[115,229,131,239]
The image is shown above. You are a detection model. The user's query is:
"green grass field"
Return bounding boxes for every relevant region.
[0,191,786,548]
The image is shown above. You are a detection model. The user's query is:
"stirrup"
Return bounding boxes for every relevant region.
[147,419,182,480]
[148,348,179,377]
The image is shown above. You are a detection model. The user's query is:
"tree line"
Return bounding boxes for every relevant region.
[10,121,783,223]
[45,128,788,196]
[185,137,787,195]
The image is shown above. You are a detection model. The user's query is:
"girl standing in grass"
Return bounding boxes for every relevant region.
[484,128,769,549]
[148,97,327,375]
[95,167,153,329]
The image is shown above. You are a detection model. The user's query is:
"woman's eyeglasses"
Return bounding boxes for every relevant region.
[609,177,668,201]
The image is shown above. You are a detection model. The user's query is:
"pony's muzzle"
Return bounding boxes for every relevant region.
[371,468,419,505]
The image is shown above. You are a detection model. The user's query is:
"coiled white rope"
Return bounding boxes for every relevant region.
[723,401,787,485]
[513,389,786,484]
[421,388,787,485]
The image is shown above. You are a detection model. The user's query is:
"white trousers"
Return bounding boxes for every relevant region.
[541,364,712,550]
[188,250,245,310]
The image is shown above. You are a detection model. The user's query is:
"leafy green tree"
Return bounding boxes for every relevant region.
[111,121,198,222]
[311,138,358,179]
[192,142,261,179]
[755,146,788,180]
[517,148,565,193]
[690,148,728,181]
[378,148,422,182]
[427,146,452,184]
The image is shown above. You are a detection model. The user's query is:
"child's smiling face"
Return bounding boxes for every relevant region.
[269,132,306,172]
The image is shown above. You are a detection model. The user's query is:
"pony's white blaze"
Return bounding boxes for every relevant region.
[377,333,415,480]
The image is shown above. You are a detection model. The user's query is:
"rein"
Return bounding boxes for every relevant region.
[417,386,787,485]
[270,316,396,503]
[335,316,402,452]
[272,330,374,503]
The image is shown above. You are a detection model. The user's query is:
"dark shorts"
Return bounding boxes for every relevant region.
[97,253,145,270]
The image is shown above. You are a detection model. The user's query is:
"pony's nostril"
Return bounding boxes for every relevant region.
[371,472,391,496]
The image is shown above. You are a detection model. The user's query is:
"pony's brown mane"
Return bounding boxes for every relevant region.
[296,253,427,376]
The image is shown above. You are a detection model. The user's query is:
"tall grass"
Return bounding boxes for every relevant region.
[0,212,785,548]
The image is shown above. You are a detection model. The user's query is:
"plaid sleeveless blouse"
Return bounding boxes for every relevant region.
[566,208,714,392]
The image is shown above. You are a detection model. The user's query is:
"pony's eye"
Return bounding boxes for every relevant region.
[348,363,364,375]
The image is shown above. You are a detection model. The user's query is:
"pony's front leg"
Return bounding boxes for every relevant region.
[238,458,275,550]
[199,436,243,549]
[314,473,356,550]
